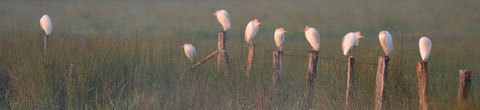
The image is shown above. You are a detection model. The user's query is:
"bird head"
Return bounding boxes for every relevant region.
[276,27,286,33]
[304,26,311,32]
[182,44,190,48]
[252,19,261,25]
[213,10,223,16]
[355,31,364,39]
[379,30,390,38]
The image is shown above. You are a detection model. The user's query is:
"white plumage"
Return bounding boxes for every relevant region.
[304,26,320,51]
[245,19,261,44]
[419,37,432,61]
[214,9,231,31]
[342,31,364,56]
[40,14,52,35]
[183,44,196,62]
[274,27,286,51]
[378,30,393,55]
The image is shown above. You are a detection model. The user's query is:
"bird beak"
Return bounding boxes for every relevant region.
[283,30,287,33]
[359,35,364,38]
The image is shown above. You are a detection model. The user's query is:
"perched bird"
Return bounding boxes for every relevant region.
[40,14,52,35]
[342,31,364,56]
[304,26,320,51]
[378,30,393,55]
[245,19,261,44]
[182,44,196,62]
[214,9,231,31]
[274,27,286,51]
[419,37,432,61]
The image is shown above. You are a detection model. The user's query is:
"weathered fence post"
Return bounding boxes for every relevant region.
[345,56,355,110]
[184,50,220,74]
[416,62,428,110]
[44,35,49,54]
[304,51,319,109]
[66,63,74,109]
[68,63,74,77]
[458,70,471,109]
[57,63,66,110]
[271,50,283,88]
[217,31,229,69]
[246,44,255,78]
[374,56,389,110]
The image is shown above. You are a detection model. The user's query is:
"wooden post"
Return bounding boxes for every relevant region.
[416,62,428,110]
[182,50,220,80]
[44,35,49,54]
[246,44,255,78]
[57,63,66,110]
[374,56,389,110]
[217,31,229,68]
[68,63,74,77]
[345,56,355,110]
[271,50,283,88]
[304,51,319,109]
[190,50,220,69]
[66,63,74,109]
[458,70,471,109]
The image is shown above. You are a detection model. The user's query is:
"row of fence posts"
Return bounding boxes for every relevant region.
[186,31,473,110]
[271,53,473,110]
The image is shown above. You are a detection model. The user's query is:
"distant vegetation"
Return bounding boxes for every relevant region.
[0,0,479,109]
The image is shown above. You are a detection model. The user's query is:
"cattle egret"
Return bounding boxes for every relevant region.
[304,26,320,51]
[274,27,286,51]
[183,44,196,62]
[342,31,364,56]
[245,19,261,44]
[214,9,231,31]
[378,31,393,55]
[419,37,432,61]
[40,14,52,35]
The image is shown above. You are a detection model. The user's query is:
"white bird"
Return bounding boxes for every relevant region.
[214,9,231,31]
[419,37,432,61]
[182,44,196,62]
[378,30,393,55]
[274,27,286,51]
[304,26,320,51]
[40,14,52,35]
[245,19,261,44]
[342,31,364,56]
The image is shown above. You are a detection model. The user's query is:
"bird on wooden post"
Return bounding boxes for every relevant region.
[341,31,363,110]
[245,19,261,45]
[304,26,320,51]
[214,9,231,31]
[374,30,393,110]
[40,14,52,53]
[274,27,286,51]
[417,36,431,110]
[378,31,393,56]
[182,44,196,62]
[419,37,432,62]
[245,19,260,77]
[303,26,320,109]
[342,31,364,56]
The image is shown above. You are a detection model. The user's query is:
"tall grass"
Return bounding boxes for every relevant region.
[0,0,479,109]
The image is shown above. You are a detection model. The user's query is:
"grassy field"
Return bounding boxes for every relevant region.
[1,0,480,109]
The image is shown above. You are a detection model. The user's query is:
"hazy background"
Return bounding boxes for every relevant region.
[0,0,479,109]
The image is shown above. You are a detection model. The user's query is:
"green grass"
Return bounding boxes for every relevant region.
[0,0,479,109]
